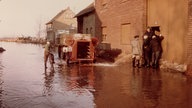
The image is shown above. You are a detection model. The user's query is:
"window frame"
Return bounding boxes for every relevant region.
[121,23,131,45]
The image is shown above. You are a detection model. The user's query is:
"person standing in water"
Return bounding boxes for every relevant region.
[131,35,142,68]
[44,41,55,69]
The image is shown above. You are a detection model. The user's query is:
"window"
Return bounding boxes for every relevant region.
[46,24,53,31]
[121,23,131,44]
[86,28,88,34]
[102,27,107,41]
[90,27,93,36]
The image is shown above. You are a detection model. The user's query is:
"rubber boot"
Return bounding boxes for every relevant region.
[44,63,47,69]
[146,60,150,68]
[137,60,141,68]
[132,57,136,67]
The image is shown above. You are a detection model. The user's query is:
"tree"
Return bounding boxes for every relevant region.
[35,18,46,39]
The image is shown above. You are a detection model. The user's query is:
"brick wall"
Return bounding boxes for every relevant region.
[95,0,192,74]
[95,0,147,53]
[186,0,192,75]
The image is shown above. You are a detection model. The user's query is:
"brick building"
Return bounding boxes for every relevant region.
[95,0,192,73]
[95,0,147,53]
[187,0,192,74]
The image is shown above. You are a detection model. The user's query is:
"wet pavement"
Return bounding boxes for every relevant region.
[0,42,192,108]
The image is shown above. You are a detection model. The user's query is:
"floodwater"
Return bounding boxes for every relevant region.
[0,42,192,108]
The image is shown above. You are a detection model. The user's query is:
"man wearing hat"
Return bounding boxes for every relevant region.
[131,35,142,68]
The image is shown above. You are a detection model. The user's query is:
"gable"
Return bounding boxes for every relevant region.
[46,7,77,27]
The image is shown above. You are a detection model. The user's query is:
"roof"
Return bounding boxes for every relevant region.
[46,7,70,25]
[75,3,95,17]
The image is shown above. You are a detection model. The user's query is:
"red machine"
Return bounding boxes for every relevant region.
[60,34,98,64]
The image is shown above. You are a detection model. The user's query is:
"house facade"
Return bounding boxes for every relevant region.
[46,7,77,44]
[95,0,147,53]
[75,3,102,42]
[95,0,192,73]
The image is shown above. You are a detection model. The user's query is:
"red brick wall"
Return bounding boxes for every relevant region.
[186,0,192,75]
[95,0,192,74]
[95,0,147,53]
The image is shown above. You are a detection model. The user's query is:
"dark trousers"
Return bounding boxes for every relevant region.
[152,51,160,68]
[143,49,151,67]
[132,55,140,68]
[44,51,54,68]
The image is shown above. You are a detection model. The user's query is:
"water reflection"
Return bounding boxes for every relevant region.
[43,68,55,96]
[187,77,192,107]
[59,64,95,92]
[0,54,3,108]
[141,69,162,108]
[0,42,192,108]
[55,63,96,108]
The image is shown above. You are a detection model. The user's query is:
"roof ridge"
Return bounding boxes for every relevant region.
[46,7,73,25]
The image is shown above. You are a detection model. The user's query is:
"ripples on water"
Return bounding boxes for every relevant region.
[93,63,117,67]
[0,42,191,108]
[0,42,94,108]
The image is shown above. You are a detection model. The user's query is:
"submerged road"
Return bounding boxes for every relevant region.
[0,42,191,108]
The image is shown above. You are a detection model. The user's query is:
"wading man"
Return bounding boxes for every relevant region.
[44,41,55,69]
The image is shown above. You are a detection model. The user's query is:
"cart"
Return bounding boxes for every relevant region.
[60,34,98,65]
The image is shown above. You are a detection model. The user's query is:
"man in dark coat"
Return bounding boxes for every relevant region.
[150,35,162,68]
[143,27,153,41]
[142,27,153,67]
[142,35,151,67]
[156,33,164,59]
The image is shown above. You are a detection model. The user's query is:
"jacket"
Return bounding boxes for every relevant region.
[131,38,141,55]
[150,36,161,52]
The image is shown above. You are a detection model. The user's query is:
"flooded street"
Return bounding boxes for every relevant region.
[0,42,192,108]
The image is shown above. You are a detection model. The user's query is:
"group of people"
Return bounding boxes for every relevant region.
[131,27,164,69]
[44,27,163,69]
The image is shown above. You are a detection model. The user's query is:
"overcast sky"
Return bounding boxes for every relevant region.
[0,0,94,37]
